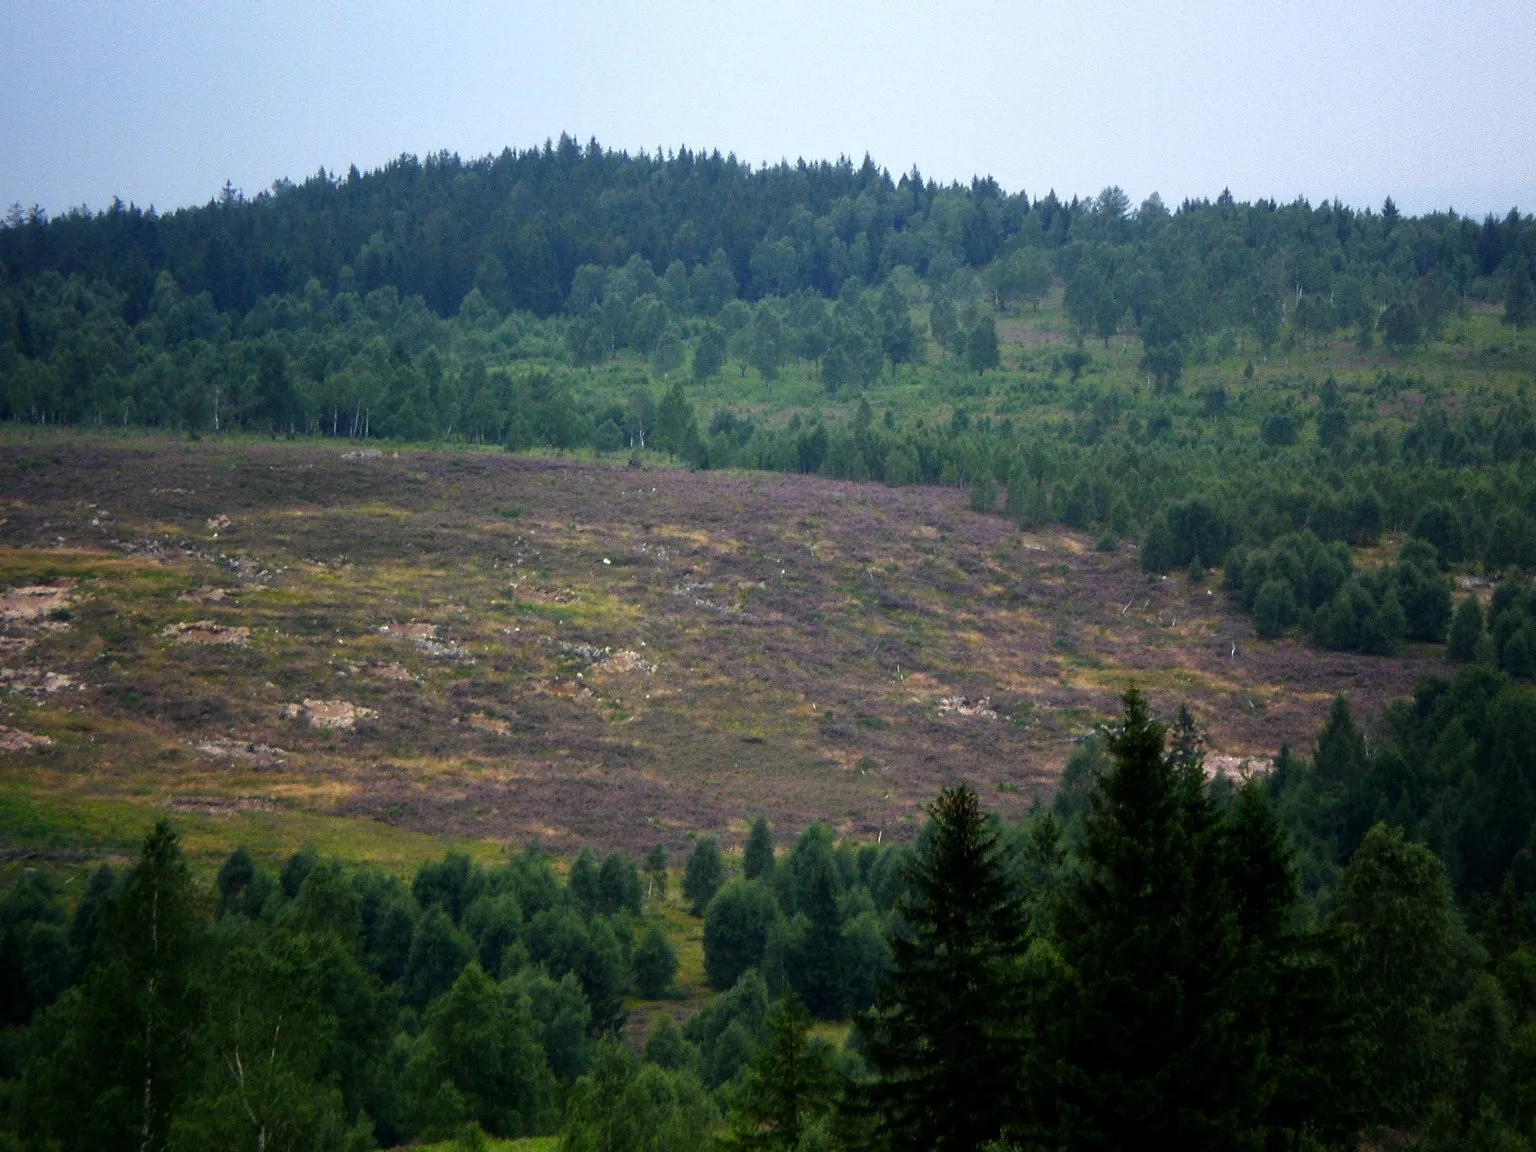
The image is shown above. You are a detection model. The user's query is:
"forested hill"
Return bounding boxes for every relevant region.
[4,134,1534,328]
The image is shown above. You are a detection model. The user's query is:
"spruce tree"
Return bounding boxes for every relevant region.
[1037,690,1267,1151]
[1448,595,1485,662]
[743,817,776,881]
[684,838,726,916]
[723,993,839,1152]
[858,783,1029,1152]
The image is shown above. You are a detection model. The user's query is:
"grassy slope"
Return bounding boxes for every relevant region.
[569,288,1531,446]
[0,441,1439,867]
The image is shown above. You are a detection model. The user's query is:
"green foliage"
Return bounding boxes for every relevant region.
[404,906,475,1008]
[963,312,1000,374]
[692,323,726,382]
[1329,824,1475,1129]
[703,881,783,992]
[20,821,208,1151]
[1238,531,1450,651]
[642,1017,698,1074]
[170,928,380,1152]
[1448,595,1486,661]
[683,838,725,916]
[1253,578,1299,639]
[411,963,554,1138]
[643,844,669,900]
[1140,497,1232,573]
[1035,694,1315,1149]
[720,994,840,1152]
[633,925,678,998]
[743,818,776,881]
[0,871,72,1029]
[515,968,594,1083]
[560,1040,717,1152]
[858,784,1029,1152]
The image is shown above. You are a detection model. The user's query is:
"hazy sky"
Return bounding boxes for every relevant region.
[3,1,1532,220]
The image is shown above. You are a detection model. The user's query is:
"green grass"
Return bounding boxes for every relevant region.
[416,1135,560,1152]
[0,778,504,877]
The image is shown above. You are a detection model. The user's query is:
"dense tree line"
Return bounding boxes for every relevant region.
[5,258,1536,595]
[0,835,678,1148]
[690,819,902,1018]
[4,139,1532,331]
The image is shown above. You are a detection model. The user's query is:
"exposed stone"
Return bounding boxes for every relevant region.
[163,620,250,645]
[282,699,378,730]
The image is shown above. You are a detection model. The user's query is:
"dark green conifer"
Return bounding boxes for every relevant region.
[684,837,726,916]
[723,993,839,1152]
[743,818,776,881]
[1038,690,1269,1150]
[858,783,1029,1152]
[1447,596,1485,661]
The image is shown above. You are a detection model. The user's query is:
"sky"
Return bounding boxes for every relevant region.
[2,0,1532,221]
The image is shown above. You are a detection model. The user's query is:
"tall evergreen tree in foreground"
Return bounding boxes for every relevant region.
[1035,690,1298,1151]
[857,782,1029,1152]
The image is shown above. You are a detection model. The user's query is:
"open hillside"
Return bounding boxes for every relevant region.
[0,430,1446,866]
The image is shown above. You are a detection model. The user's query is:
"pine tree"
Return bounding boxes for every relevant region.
[792,864,846,1018]
[1037,690,1268,1151]
[723,993,839,1152]
[858,783,1029,1152]
[743,817,776,881]
[643,844,669,900]
[633,925,678,998]
[683,838,725,916]
[1448,596,1485,662]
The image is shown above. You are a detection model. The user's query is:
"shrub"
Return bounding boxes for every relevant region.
[1253,580,1299,639]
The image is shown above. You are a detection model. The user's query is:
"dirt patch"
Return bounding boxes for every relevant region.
[0,584,73,623]
[533,679,595,701]
[165,795,277,815]
[938,695,998,719]
[193,737,287,770]
[370,662,416,682]
[607,649,657,674]
[179,586,232,604]
[206,514,232,531]
[282,699,378,730]
[0,668,79,696]
[510,583,579,605]
[380,621,471,661]
[464,713,511,736]
[0,637,36,655]
[162,620,250,645]
[0,725,52,752]
[548,638,658,675]
[382,621,437,641]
